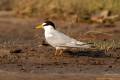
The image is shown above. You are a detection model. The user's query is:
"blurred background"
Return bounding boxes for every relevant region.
[0,0,120,19]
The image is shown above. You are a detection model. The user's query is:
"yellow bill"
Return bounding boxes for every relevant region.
[35,24,43,29]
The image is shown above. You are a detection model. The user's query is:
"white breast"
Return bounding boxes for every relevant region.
[45,32,53,38]
[44,25,55,38]
[45,31,56,47]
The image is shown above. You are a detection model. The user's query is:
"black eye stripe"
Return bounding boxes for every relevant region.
[43,21,56,29]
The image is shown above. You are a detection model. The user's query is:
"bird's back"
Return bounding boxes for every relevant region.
[45,29,90,48]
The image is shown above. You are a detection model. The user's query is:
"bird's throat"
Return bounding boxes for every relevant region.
[45,31,53,38]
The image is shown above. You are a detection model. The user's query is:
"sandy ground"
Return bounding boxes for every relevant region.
[0,16,120,80]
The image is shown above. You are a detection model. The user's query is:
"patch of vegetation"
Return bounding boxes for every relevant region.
[0,0,120,19]
[87,40,120,57]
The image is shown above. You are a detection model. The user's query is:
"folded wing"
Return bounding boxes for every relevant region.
[47,30,91,48]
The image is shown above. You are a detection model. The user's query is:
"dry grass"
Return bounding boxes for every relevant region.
[0,0,120,19]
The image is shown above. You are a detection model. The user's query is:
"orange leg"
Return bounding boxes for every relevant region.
[54,49,60,56]
[54,49,64,56]
[59,49,64,56]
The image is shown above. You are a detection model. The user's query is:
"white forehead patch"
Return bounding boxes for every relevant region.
[42,23,46,26]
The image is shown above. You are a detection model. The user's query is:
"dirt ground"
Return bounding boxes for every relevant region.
[0,16,120,80]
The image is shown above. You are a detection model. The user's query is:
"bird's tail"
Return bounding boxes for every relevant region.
[76,41,92,48]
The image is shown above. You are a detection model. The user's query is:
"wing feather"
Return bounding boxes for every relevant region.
[46,30,90,48]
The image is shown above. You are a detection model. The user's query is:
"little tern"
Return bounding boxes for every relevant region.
[36,21,91,56]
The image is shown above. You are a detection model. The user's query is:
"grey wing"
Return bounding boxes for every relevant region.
[49,30,90,48]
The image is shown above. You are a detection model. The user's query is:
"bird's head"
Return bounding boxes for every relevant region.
[36,21,56,30]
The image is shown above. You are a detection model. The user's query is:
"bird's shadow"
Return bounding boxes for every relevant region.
[41,41,108,58]
[65,50,107,58]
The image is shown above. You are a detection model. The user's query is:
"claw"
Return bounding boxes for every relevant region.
[54,49,64,56]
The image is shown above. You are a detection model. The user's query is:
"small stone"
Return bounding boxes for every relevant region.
[108,65,112,68]
[10,48,23,53]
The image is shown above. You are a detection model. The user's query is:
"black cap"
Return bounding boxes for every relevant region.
[43,21,56,29]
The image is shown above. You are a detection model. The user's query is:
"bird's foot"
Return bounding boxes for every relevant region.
[54,49,64,57]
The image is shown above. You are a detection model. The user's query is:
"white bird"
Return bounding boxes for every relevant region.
[36,21,91,56]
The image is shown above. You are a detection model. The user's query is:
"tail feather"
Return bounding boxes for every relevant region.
[75,41,92,48]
